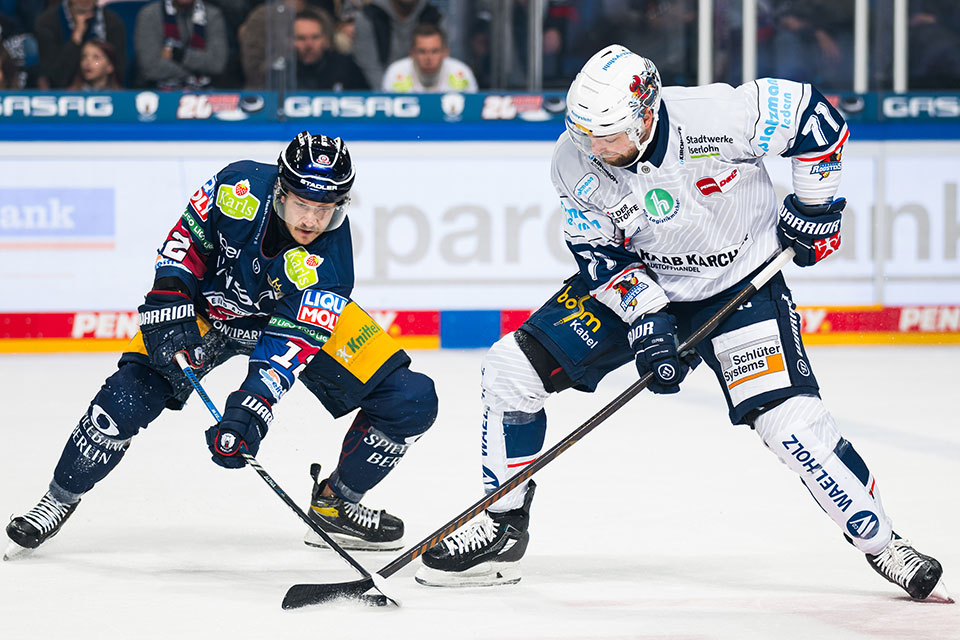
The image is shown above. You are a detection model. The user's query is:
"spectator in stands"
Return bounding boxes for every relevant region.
[0,11,29,88]
[909,0,960,90]
[0,45,16,88]
[239,0,306,89]
[352,0,444,89]
[293,7,368,90]
[135,0,228,89]
[34,0,127,89]
[0,0,47,35]
[67,38,123,90]
[382,23,476,92]
[769,0,853,90]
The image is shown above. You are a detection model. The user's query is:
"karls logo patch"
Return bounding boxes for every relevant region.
[297,289,348,332]
[284,247,323,290]
[189,177,216,221]
[696,167,741,196]
[643,188,679,224]
[216,179,261,220]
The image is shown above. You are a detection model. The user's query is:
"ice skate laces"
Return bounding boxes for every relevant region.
[342,501,381,530]
[442,516,498,556]
[871,537,927,589]
[22,493,72,535]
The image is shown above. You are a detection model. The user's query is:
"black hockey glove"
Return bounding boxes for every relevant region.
[629,311,701,394]
[205,391,272,469]
[137,290,204,376]
[776,194,845,267]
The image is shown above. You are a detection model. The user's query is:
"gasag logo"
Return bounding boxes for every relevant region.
[284,247,323,289]
[643,188,679,224]
[216,179,261,220]
[297,289,348,332]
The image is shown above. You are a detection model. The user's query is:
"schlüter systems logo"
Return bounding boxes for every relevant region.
[0,188,115,247]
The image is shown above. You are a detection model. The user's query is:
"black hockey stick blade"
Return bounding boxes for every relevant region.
[282,578,398,610]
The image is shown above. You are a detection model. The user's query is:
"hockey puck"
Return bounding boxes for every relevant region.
[359,594,390,607]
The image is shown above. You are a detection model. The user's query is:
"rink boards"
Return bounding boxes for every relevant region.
[1,305,958,353]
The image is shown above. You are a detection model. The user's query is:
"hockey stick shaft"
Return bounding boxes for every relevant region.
[376,248,795,579]
[173,354,382,587]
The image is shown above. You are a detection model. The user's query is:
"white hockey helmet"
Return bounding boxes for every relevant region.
[565,45,662,164]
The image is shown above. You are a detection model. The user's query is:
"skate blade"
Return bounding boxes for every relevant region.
[303,529,404,552]
[414,561,521,588]
[926,578,954,604]
[3,540,34,561]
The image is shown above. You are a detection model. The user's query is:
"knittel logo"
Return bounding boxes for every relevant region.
[643,188,679,223]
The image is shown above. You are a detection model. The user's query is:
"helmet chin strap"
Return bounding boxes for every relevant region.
[620,107,660,168]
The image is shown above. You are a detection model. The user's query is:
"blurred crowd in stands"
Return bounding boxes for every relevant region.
[0,0,958,92]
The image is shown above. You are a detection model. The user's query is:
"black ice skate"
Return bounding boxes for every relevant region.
[415,481,536,588]
[866,533,952,601]
[5,492,80,560]
[303,464,404,551]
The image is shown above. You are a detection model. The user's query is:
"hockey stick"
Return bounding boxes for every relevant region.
[281,247,795,608]
[173,353,398,609]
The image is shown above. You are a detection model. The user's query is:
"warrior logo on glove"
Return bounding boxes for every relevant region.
[656,362,678,382]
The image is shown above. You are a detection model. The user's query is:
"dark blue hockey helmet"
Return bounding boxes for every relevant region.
[275,131,355,231]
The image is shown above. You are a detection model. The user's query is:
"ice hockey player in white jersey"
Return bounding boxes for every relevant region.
[415,45,949,601]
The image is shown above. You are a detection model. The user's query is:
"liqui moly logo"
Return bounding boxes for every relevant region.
[297,290,348,332]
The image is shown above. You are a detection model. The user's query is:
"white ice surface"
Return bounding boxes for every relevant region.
[1,347,958,639]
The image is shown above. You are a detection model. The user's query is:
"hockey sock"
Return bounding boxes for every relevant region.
[52,363,170,496]
[329,411,417,502]
[753,395,892,555]
[482,407,547,512]
[479,333,552,513]
[53,410,131,497]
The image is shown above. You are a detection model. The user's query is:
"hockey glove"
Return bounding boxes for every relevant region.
[204,391,272,469]
[776,194,845,267]
[629,311,701,394]
[137,290,204,375]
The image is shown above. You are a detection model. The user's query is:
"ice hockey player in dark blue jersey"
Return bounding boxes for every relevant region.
[5,131,438,558]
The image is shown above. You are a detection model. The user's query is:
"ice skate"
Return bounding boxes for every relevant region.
[415,482,535,587]
[5,492,80,560]
[866,533,953,602]
[303,464,404,551]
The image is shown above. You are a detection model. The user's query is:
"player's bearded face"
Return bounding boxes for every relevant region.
[590,131,640,167]
[282,193,336,244]
[589,110,654,167]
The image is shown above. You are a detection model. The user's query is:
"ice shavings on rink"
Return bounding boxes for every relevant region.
[1,347,958,639]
